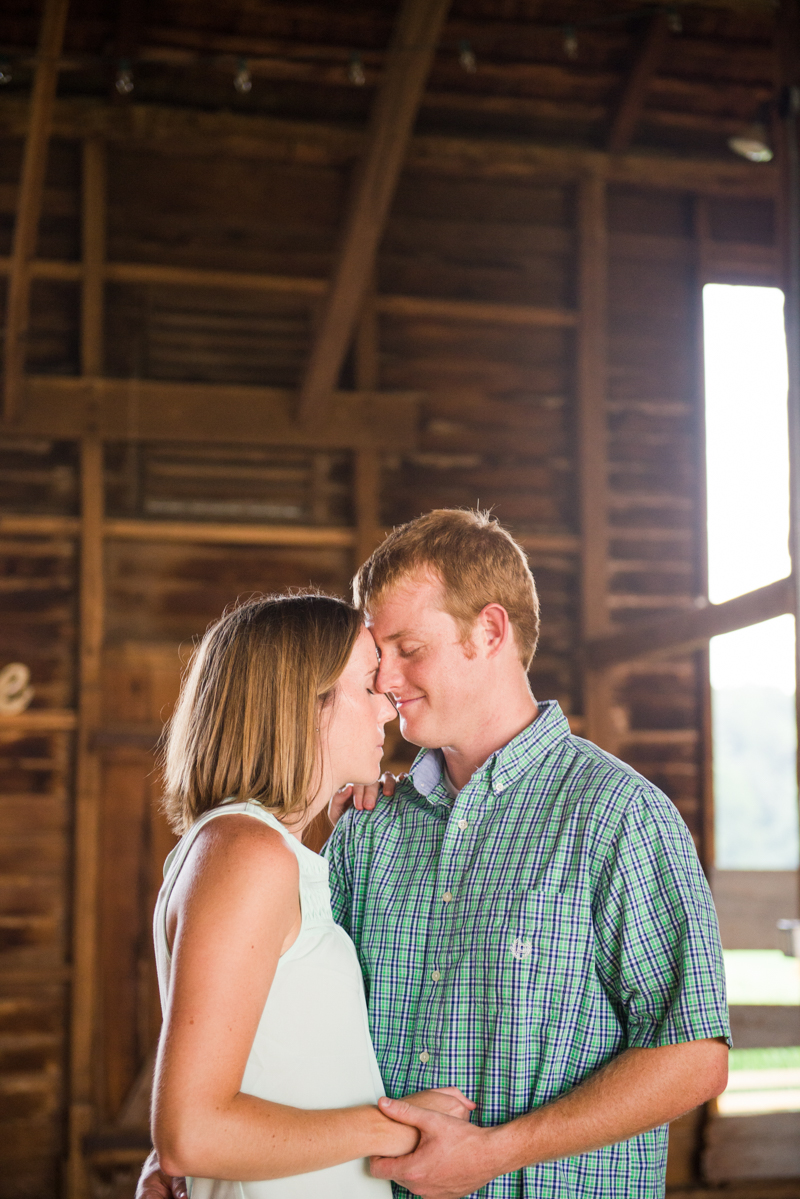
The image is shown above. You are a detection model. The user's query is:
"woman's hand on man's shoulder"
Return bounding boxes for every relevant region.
[328,772,408,825]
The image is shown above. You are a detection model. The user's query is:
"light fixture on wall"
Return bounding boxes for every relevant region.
[458,40,477,73]
[234,58,252,94]
[115,58,134,95]
[562,25,578,60]
[728,103,773,163]
[348,53,366,86]
[0,60,11,85]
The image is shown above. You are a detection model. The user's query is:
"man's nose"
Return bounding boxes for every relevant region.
[375,654,402,695]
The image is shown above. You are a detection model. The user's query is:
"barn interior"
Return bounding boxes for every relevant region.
[0,0,799,1195]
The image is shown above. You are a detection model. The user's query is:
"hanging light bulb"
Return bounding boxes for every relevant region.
[0,60,11,85]
[348,52,366,86]
[458,40,477,73]
[666,9,683,34]
[115,58,134,95]
[728,121,773,163]
[234,57,252,94]
[563,26,578,61]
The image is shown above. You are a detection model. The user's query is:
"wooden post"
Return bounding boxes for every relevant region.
[577,172,615,750]
[354,287,382,570]
[776,0,800,917]
[81,138,106,377]
[67,436,105,1199]
[2,0,69,423]
[67,122,107,1199]
[691,196,716,872]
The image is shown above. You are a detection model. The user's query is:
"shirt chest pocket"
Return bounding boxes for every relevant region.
[471,887,583,1011]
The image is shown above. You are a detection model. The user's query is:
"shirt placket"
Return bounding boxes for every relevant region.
[410,770,490,1087]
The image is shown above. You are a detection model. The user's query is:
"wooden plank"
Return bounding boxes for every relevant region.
[728,1005,800,1049]
[104,519,355,548]
[0,257,83,282]
[0,515,81,537]
[0,96,781,199]
[375,295,576,327]
[704,1112,800,1182]
[584,576,795,669]
[16,376,420,450]
[608,11,671,155]
[576,173,615,751]
[297,0,452,425]
[67,436,104,1199]
[105,261,327,295]
[1,0,70,425]
[80,139,105,377]
[0,711,77,732]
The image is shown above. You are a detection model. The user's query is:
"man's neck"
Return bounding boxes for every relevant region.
[441,693,539,791]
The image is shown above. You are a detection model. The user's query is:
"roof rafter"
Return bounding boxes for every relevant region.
[608,8,671,154]
[296,0,452,428]
[1,0,69,424]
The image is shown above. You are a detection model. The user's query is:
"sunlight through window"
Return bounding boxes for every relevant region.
[703,284,797,870]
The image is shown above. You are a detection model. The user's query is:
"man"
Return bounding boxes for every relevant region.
[139,508,729,1199]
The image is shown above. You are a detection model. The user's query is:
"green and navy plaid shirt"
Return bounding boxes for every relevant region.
[323,700,730,1198]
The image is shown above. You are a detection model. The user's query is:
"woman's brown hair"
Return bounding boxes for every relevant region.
[161,593,363,834]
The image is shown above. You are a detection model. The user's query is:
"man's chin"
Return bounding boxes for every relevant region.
[398,715,437,750]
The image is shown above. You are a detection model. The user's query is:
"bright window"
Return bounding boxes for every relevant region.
[703,283,797,870]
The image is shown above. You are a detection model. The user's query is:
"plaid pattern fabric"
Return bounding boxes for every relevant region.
[323,700,731,1198]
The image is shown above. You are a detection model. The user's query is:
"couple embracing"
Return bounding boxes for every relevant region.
[140,508,730,1199]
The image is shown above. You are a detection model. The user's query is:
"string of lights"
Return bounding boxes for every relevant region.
[0,5,686,95]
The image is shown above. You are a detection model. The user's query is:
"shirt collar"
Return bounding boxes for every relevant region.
[408,700,572,802]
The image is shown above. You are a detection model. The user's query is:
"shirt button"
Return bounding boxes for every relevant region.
[419,1050,430,1063]
[431,970,441,982]
[442,891,453,904]
[457,819,468,830]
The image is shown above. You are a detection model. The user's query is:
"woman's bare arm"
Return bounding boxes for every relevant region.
[152,816,418,1180]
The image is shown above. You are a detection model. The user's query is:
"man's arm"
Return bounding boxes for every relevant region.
[371,1037,728,1199]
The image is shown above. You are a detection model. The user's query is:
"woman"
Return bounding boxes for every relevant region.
[150,593,474,1197]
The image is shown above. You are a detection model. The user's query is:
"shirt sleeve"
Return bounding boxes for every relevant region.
[320,810,355,935]
[592,785,732,1049]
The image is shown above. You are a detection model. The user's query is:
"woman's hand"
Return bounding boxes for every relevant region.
[329,772,407,825]
[400,1086,477,1122]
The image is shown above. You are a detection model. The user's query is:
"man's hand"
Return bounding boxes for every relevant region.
[328,772,406,825]
[135,1149,187,1199]
[403,1086,477,1122]
[370,1098,497,1199]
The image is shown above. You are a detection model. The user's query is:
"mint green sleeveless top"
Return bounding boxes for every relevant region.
[153,800,392,1199]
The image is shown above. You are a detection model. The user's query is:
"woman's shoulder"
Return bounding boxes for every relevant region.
[186,810,300,891]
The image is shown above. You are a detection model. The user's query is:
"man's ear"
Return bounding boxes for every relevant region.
[479,603,510,657]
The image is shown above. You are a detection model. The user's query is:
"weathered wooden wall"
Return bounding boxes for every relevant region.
[0,0,793,1193]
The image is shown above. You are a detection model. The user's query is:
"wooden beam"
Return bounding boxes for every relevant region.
[576,172,615,750]
[16,376,420,449]
[0,709,78,731]
[354,284,383,569]
[67,436,104,1199]
[0,513,81,536]
[584,576,796,670]
[0,256,578,326]
[2,0,70,424]
[608,10,671,155]
[0,97,780,199]
[297,0,452,425]
[375,295,576,327]
[776,0,800,915]
[80,138,105,376]
[104,518,355,548]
